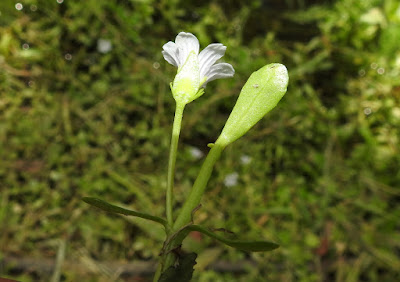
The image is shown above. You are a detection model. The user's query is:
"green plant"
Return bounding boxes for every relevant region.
[83,32,289,281]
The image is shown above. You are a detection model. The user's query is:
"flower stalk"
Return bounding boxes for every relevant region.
[162,32,235,228]
[172,142,225,231]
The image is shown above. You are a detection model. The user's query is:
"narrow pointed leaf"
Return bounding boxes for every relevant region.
[82,197,167,226]
[186,225,279,252]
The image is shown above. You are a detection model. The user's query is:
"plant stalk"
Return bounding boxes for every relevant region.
[172,142,225,231]
[166,102,185,226]
[156,142,225,274]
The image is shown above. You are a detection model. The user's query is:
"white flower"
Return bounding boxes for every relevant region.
[162,32,235,105]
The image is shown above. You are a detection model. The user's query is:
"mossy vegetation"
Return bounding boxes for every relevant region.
[1,0,399,281]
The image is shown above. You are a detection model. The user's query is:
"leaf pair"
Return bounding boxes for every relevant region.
[82,197,279,252]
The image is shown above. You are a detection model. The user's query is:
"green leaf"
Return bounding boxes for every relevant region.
[82,197,167,227]
[186,225,279,252]
[159,252,197,282]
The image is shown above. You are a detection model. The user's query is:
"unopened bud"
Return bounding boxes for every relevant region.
[216,63,289,147]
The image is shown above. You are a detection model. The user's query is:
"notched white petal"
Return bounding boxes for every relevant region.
[198,43,227,78]
[162,51,179,67]
[204,63,235,85]
[175,32,200,66]
[162,41,180,67]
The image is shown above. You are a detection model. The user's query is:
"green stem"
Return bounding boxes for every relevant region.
[172,142,225,231]
[166,102,185,226]
[157,142,225,273]
[156,141,225,276]
[153,261,162,282]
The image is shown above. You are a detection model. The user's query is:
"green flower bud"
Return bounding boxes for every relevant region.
[216,63,289,147]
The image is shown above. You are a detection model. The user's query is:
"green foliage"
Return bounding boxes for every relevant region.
[185,225,279,252]
[83,197,168,226]
[159,253,197,282]
[1,0,399,281]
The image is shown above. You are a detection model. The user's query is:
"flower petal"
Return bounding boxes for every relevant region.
[198,43,227,78]
[162,41,180,67]
[175,32,199,65]
[203,63,235,85]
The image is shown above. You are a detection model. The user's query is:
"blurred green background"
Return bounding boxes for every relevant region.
[1,0,399,281]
